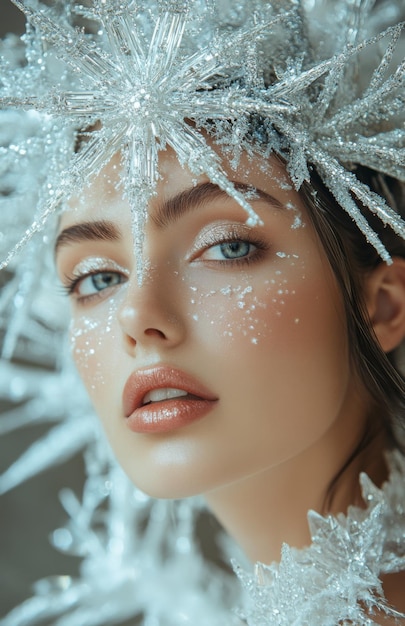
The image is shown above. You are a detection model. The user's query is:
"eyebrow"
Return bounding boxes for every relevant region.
[152,181,285,228]
[54,219,121,255]
[55,181,285,254]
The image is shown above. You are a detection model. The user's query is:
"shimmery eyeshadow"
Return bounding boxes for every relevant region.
[71,257,129,279]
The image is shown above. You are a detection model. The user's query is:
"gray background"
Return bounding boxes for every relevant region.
[1,0,25,37]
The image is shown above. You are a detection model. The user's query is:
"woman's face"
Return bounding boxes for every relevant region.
[56,146,359,498]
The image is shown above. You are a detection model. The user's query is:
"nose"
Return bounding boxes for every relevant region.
[117,272,185,353]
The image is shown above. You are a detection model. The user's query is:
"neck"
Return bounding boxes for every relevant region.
[204,415,388,565]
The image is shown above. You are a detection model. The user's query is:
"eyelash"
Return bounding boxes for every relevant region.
[61,232,269,303]
[61,270,127,304]
[195,232,269,266]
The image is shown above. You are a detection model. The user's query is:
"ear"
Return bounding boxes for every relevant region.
[365,258,405,353]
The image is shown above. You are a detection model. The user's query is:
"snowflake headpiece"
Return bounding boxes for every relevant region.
[1,0,405,281]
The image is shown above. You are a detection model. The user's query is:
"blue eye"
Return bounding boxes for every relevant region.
[219,241,251,259]
[79,272,123,295]
[203,240,255,261]
[71,271,126,298]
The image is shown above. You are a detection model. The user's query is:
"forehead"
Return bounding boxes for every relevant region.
[61,144,303,230]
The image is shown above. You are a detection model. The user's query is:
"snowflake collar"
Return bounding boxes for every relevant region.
[236,451,405,626]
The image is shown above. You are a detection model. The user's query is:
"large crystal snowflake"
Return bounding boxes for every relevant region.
[1,0,286,280]
[1,0,404,280]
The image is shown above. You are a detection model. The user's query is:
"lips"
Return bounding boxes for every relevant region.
[123,366,218,433]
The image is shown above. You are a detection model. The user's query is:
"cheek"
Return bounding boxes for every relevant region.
[186,282,269,343]
[186,257,306,346]
[69,300,122,394]
[187,256,348,417]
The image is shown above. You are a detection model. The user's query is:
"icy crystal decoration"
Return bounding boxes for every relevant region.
[1,1,405,624]
[1,417,240,626]
[1,0,280,281]
[235,452,405,626]
[0,358,96,496]
[0,0,404,280]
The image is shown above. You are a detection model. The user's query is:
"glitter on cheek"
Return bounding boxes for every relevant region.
[187,283,270,345]
[68,299,122,392]
[188,285,200,323]
[69,317,102,366]
[187,253,306,345]
[285,202,305,230]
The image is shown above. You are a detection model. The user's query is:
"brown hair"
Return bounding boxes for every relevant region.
[298,166,405,505]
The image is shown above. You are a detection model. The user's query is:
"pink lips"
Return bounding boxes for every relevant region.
[123,366,218,434]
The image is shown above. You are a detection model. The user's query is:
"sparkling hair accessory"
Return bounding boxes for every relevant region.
[0,0,404,282]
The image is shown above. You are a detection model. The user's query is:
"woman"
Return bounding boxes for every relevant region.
[1,0,405,624]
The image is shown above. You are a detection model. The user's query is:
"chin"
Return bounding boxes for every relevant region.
[124,467,206,500]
